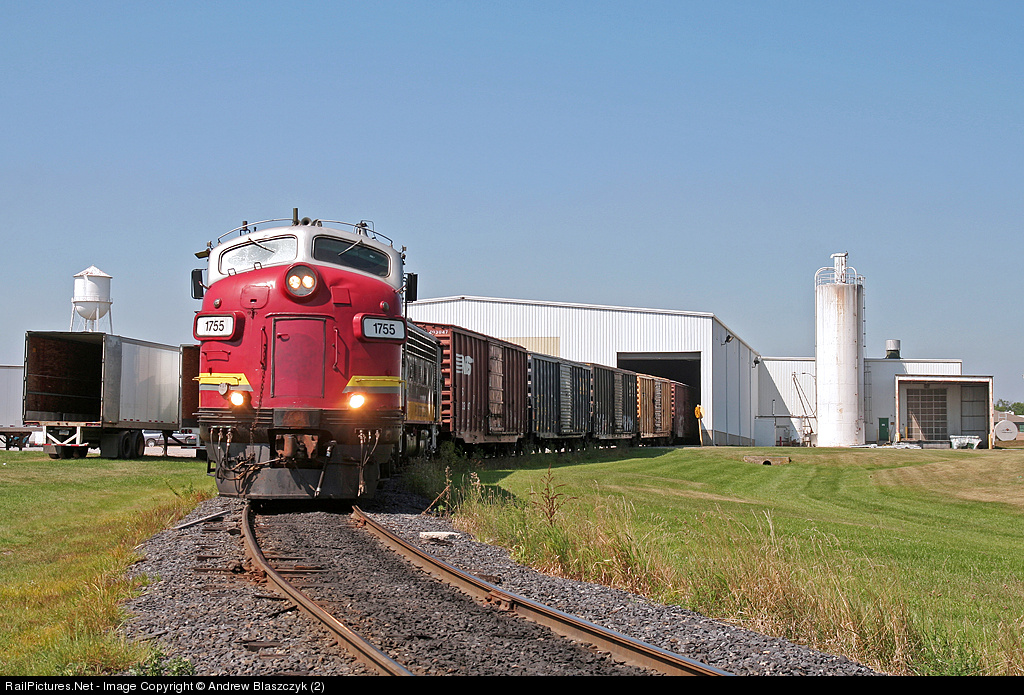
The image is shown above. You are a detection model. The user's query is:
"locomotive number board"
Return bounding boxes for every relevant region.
[194,314,241,340]
[360,316,406,341]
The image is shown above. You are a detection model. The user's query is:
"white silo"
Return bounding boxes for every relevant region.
[814,253,865,447]
[70,265,113,332]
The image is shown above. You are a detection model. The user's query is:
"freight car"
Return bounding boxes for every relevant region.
[526,353,592,452]
[638,373,673,445]
[671,381,700,444]
[400,335,699,453]
[590,363,639,445]
[415,322,529,454]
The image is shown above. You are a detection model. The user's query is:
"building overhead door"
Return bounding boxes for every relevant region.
[960,385,988,437]
[907,388,947,440]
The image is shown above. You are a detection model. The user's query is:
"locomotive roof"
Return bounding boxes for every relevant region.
[203,219,404,289]
[214,218,394,250]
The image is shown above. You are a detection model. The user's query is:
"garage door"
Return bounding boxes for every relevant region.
[907,388,947,440]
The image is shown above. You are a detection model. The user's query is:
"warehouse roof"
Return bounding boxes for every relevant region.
[412,295,715,318]
[410,295,758,355]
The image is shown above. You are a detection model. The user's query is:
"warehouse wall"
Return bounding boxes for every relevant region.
[755,358,816,446]
[408,296,757,445]
[865,359,962,442]
[756,357,965,446]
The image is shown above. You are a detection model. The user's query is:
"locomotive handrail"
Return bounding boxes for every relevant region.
[215,217,394,246]
[217,217,294,242]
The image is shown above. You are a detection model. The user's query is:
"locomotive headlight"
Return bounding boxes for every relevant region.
[348,393,366,409]
[228,390,251,408]
[284,265,318,298]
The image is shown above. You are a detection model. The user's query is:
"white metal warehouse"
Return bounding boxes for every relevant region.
[407,253,994,448]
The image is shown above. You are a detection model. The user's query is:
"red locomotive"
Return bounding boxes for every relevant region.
[189,210,700,502]
[191,211,411,499]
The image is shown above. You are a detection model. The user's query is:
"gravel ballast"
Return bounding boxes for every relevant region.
[120,483,880,676]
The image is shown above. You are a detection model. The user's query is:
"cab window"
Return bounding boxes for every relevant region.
[219,236,297,274]
[312,236,390,277]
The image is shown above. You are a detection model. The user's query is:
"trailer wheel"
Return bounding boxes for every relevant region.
[134,431,145,458]
[118,432,133,459]
[73,447,88,459]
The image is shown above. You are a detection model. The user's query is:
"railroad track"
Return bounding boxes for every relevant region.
[241,504,411,675]
[241,502,728,676]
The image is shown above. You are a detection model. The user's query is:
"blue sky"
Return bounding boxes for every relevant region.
[2,1,1022,399]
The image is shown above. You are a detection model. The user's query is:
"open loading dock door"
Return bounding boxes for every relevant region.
[617,352,700,393]
[617,352,701,444]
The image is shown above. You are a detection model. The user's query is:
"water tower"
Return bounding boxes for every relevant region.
[814,253,865,447]
[70,266,113,332]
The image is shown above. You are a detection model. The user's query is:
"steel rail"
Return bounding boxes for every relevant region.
[240,503,413,676]
[351,507,730,677]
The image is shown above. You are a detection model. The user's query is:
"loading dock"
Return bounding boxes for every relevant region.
[895,375,994,448]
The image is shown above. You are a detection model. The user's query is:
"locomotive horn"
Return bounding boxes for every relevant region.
[292,208,299,225]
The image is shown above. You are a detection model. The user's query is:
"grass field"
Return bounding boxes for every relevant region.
[407,444,1024,676]
[2,444,1021,675]
[0,450,214,675]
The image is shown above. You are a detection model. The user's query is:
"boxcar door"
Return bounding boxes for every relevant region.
[488,343,505,433]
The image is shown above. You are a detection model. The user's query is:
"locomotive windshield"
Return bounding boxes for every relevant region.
[219,236,298,274]
[312,236,391,278]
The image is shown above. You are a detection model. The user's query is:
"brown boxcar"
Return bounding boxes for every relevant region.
[671,381,700,444]
[590,363,638,442]
[416,322,528,447]
[638,373,672,444]
[528,353,592,449]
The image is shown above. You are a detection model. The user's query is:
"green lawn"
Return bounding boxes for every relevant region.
[3,444,1022,675]
[0,450,214,675]
[446,445,1024,675]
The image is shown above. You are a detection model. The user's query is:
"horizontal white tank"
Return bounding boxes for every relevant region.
[815,253,865,447]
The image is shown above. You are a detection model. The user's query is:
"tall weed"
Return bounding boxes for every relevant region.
[405,454,1024,675]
